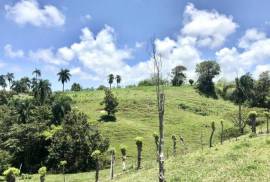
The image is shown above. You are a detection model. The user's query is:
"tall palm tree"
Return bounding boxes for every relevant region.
[108,74,114,89]
[6,72,14,88]
[57,69,71,92]
[34,79,52,105]
[0,75,7,90]
[116,75,121,88]
[32,68,41,80]
[15,99,34,123]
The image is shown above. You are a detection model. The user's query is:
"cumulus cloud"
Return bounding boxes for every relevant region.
[4,44,24,58]
[29,48,68,65]
[238,28,266,49]
[182,3,238,48]
[5,0,65,27]
[216,28,270,80]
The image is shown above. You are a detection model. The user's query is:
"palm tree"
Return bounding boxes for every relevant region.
[108,74,114,89]
[15,99,34,123]
[57,69,71,92]
[32,68,41,80]
[37,79,52,105]
[6,72,14,88]
[0,75,7,90]
[116,75,121,87]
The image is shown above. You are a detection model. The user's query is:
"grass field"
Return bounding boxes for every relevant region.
[3,135,269,182]
[66,86,237,161]
[1,86,268,181]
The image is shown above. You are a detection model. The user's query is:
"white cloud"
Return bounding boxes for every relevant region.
[29,48,68,65]
[4,44,24,58]
[0,61,6,68]
[216,28,270,80]
[80,14,92,22]
[70,67,98,81]
[238,28,266,49]
[182,3,238,48]
[135,42,145,48]
[5,0,65,27]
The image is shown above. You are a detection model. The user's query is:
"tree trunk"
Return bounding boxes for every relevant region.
[252,118,256,133]
[220,121,224,145]
[40,175,45,182]
[267,117,269,134]
[137,147,142,169]
[95,160,99,182]
[122,156,126,171]
[209,128,215,148]
[110,154,115,180]
[62,83,65,92]
[158,93,165,182]
[172,140,176,156]
[238,104,243,134]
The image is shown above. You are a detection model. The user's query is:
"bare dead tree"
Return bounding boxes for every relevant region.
[152,41,166,182]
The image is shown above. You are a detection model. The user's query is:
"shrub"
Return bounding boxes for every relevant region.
[120,144,127,171]
[38,166,47,182]
[97,85,107,90]
[3,167,20,182]
[71,83,82,92]
[38,166,47,177]
[47,111,109,172]
[0,150,12,174]
[100,89,119,118]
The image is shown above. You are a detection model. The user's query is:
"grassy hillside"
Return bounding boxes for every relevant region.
[115,135,270,182]
[66,86,237,160]
[6,135,270,182]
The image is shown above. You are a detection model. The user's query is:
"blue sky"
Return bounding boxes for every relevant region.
[1,0,270,90]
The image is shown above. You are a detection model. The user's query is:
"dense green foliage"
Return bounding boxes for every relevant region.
[171,65,186,86]
[195,61,220,98]
[0,78,109,174]
[71,83,82,92]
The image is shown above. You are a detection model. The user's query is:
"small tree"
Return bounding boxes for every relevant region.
[71,83,82,91]
[171,135,177,156]
[3,167,20,182]
[248,111,257,134]
[153,132,159,161]
[38,166,47,182]
[91,150,101,182]
[264,112,270,134]
[220,120,224,144]
[209,122,215,148]
[108,74,114,89]
[195,61,220,98]
[135,137,143,170]
[59,160,67,182]
[101,89,119,119]
[171,65,186,86]
[120,144,127,171]
[116,75,121,88]
[189,79,194,86]
[108,147,116,180]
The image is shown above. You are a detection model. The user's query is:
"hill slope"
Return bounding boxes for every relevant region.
[115,135,270,182]
[66,86,237,160]
[9,135,270,182]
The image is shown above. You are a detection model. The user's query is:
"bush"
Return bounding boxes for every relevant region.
[3,167,20,182]
[38,167,47,177]
[223,127,243,140]
[97,85,107,90]
[71,83,82,92]
[100,89,119,118]
[0,150,12,174]
[47,111,109,172]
